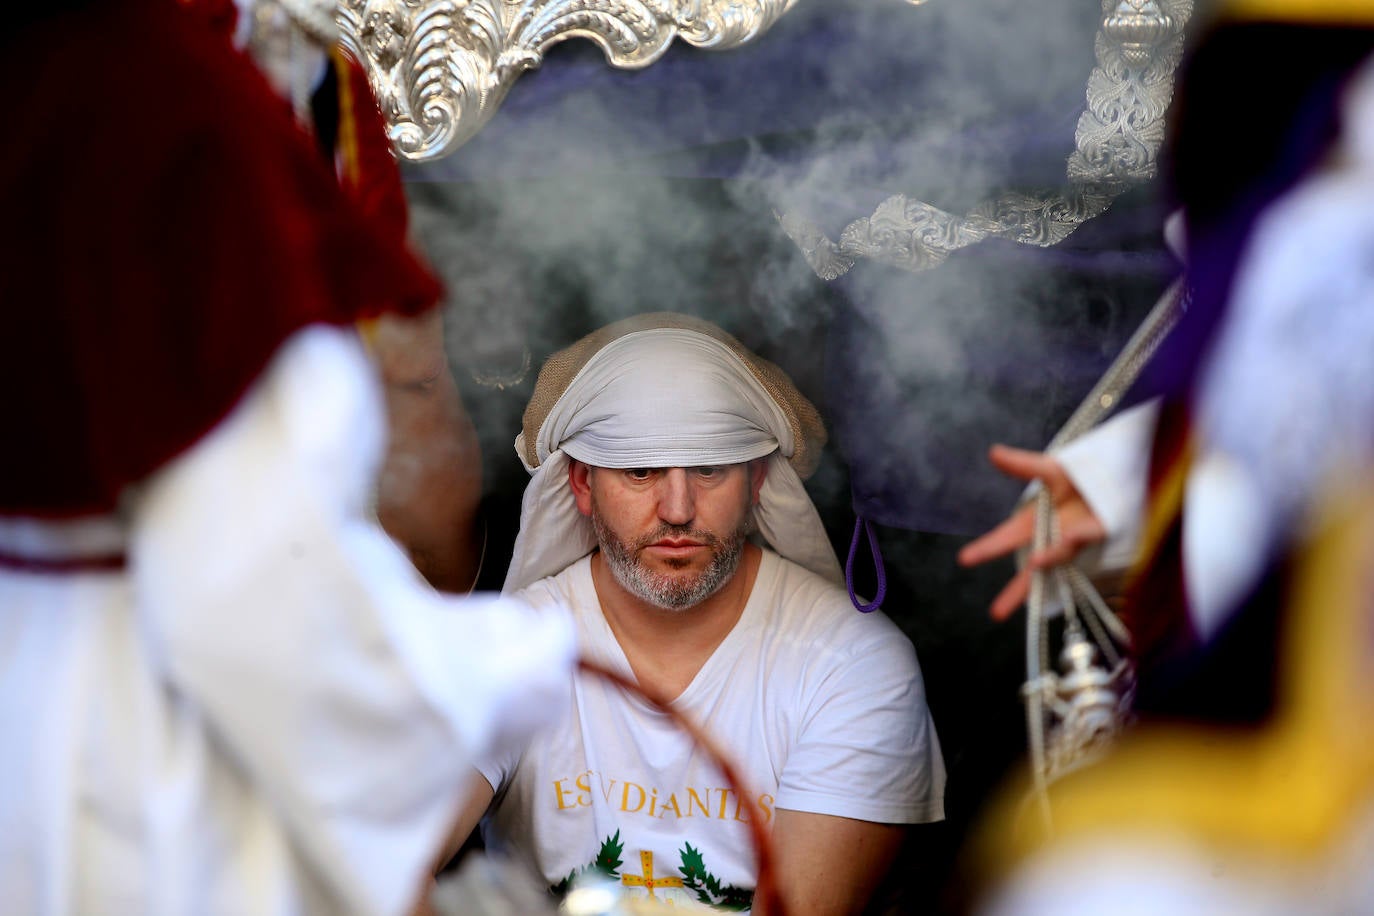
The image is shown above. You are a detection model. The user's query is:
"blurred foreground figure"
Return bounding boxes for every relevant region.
[0,2,573,913]
[966,0,1374,910]
[226,0,486,593]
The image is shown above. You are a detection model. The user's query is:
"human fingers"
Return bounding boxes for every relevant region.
[1027,539,1081,569]
[958,504,1035,567]
[990,564,1033,621]
[1027,507,1107,568]
[987,443,1060,483]
[988,443,1081,502]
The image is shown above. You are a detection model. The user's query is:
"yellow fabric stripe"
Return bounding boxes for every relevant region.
[1124,433,1193,594]
[1221,0,1374,25]
[330,47,379,352]
[331,47,361,189]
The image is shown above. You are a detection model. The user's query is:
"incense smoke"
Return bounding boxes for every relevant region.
[402,0,1175,535]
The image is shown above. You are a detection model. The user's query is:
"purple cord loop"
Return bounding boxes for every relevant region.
[845,515,886,613]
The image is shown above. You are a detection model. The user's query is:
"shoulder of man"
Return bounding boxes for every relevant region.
[758,550,916,662]
[511,554,591,608]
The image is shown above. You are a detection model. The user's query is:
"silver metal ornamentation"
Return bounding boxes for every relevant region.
[334,0,798,162]
[1068,0,1190,186]
[1021,279,1188,828]
[783,0,1192,278]
[1021,534,1138,815]
[1023,623,1134,791]
[1102,0,1178,67]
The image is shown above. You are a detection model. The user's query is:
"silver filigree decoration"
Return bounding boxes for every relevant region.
[782,0,1193,279]
[335,0,797,162]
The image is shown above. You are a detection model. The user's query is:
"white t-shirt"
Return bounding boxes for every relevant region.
[479,550,944,910]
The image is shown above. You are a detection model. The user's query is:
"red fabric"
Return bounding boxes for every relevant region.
[176,0,240,42]
[0,0,443,517]
[336,50,412,244]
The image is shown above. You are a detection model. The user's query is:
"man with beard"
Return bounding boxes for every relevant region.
[443,314,945,915]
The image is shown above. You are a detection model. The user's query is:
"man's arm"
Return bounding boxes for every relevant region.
[410,772,497,915]
[434,771,497,870]
[769,810,904,916]
[369,309,485,593]
[765,609,943,914]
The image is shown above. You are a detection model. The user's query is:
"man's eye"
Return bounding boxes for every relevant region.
[693,466,720,479]
[626,468,655,481]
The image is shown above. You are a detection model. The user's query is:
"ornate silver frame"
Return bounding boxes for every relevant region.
[334,0,798,162]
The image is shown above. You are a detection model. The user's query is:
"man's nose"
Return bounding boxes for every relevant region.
[656,468,695,526]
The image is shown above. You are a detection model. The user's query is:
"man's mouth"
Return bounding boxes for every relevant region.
[642,537,708,561]
[646,541,702,556]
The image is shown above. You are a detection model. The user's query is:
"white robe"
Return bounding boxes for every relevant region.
[1054,399,1267,641]
[0,326,576,915]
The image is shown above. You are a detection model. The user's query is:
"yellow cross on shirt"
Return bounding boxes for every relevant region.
[621,850,685,899]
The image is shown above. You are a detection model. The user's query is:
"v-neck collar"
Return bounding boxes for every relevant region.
[575,550,776,712]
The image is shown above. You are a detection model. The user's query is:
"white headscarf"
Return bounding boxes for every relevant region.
[503,327,843,593]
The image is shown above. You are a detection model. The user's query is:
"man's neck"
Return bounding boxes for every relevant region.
[589,543,762,705]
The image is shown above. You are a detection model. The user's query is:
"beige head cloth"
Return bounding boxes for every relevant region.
[503,312,843,594]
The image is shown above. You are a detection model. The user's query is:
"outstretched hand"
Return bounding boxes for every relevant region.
[957,444,1106,621]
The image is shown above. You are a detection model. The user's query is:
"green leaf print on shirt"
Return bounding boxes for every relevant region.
[550,830,624,895]
[678,842,754,911]
[551,833,754,911]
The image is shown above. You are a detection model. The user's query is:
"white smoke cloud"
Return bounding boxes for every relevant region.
[402,0,1174,528]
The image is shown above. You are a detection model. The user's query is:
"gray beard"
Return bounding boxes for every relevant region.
[592,512,751,612]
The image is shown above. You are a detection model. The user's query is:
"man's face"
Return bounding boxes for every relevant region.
[572,462,766,611]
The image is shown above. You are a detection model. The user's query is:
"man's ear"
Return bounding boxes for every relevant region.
[749,458,769,505]
[568,459,595,518]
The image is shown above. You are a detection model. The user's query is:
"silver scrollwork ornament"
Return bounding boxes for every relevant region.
[781,0,1193,278]
[1102,0,1179,67]
[334,0,797,162]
